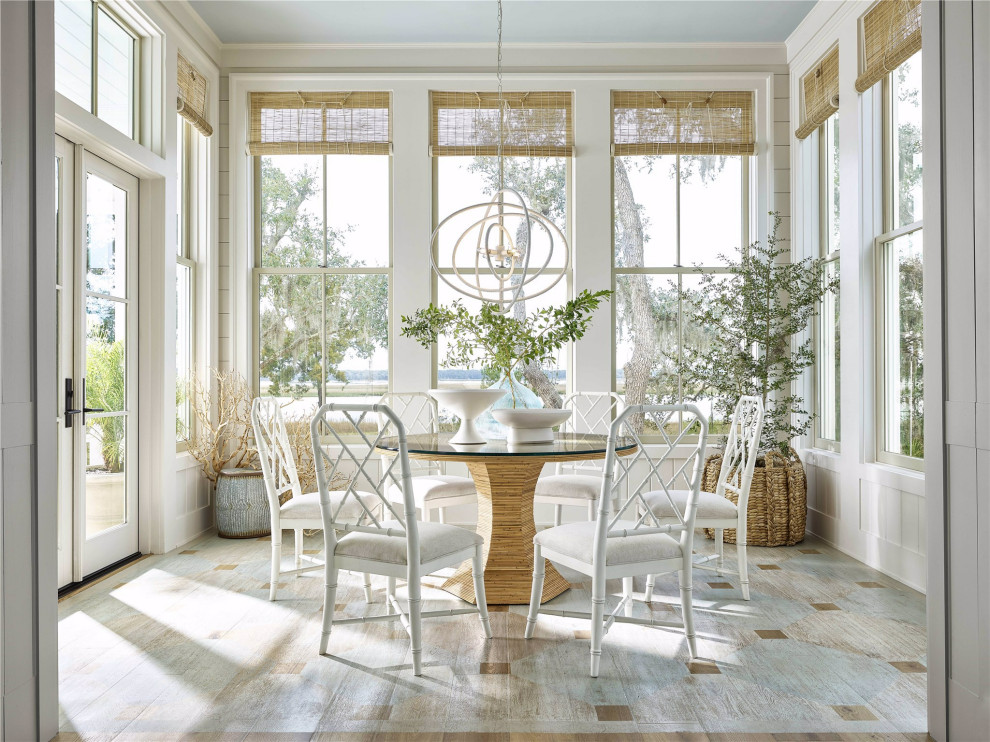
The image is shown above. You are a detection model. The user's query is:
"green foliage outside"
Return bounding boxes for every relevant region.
[85,335,125,472]
[259,158,388,401]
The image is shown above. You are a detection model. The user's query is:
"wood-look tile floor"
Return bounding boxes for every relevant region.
[55,531,929,741]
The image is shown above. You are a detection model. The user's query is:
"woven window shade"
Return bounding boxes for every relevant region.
[248,91,391,156]
[795,47,840,140]
[430,91,573,157]
[855,0,921,93]
[611,91,755,156]
[177,52,212,137]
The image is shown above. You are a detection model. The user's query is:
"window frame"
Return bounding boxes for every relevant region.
[429,155,575,392]
[251,154,395,403]
[813,115,841,452]
[610,153,750,437]
[56,0,141,138]
[874,54,924,471]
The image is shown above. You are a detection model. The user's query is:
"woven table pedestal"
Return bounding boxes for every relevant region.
[441,458,570,605]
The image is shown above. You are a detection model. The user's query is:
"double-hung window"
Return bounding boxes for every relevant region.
[854,0,923,468]
[175,53,213,446]
[611,91,754,434]
[251,92,392,416]
[815,114,841,449]
[55,0,137,138]
[430,92,573,403]
[876,52,923,468]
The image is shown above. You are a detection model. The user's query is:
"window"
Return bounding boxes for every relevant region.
[430,91,573,406]
[611,90,754,435]
[255,154,390,414]
[877,51,923,468]
[176,116,194,445]
[55,0,137,138]
[815,114,841,449]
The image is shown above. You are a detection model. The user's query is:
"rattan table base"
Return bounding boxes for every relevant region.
[441,458,570,605]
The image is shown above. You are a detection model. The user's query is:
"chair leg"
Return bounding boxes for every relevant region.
[524,545,545,639]
[386,576,396,613]
[738,540,751,601]
[553,504,563,527]
[472,545,493,639]
[422,506,431,523]
[294,528,303,570]
[644,573,655,603]
[590,573,606,678]
[269,532,281,601]
[438,507,446,524]
[363,573,373,603]
[622,576,634,615]
[715,528,724,575]
[408,569,423,676]
[679,567,697,660]
[587,500,595,521]
[320,560,338,655]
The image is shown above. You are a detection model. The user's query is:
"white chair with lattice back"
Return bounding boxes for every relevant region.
[643,396,764,601]
[376,392,477,524]
[251,397,372,603]
[534,392,624,526]
[311,400,492,675]
[525,404,708,677]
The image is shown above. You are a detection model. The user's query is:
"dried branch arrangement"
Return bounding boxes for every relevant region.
[187,369,257,487]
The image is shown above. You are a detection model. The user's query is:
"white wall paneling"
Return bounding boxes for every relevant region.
[787,1,928,593]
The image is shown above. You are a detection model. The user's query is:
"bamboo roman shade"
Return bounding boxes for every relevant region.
[248,92,391,156]
[795,47,840,140]
[430,91,574,157]
[855,0,922,93]
[177,52,212,137]
[611,91,756,156]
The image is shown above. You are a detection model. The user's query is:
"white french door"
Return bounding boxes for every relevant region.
[56,136,140,587]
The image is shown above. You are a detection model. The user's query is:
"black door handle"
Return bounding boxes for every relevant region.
[65,378,80,428]
[81,379,103,424]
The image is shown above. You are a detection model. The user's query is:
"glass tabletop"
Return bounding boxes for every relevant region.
[375,432,638,458]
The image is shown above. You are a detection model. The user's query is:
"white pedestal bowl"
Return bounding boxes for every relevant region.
[492,408,572,444]
[428,389,508,444]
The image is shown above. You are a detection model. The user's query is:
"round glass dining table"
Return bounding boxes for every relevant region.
[375,432,638,605]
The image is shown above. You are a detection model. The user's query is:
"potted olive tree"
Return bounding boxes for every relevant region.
[679,212,839,546]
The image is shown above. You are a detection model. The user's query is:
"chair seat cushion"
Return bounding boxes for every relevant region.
[534,520,682,567]
[535,474,602,501]
[280,491,373,522]
[643,489,738,521]
[388,475,477,505]
[335,520,483,566]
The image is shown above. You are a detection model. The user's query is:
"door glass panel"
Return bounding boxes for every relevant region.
[86,173,128,296]
[96,7,134,137]
[55,0,92,111]
[86,296,126,413]
[85,416,126,537]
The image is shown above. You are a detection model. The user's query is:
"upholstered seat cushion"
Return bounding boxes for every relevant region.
[335,520,482,565]
[534,520,682,567]
[388,475,477,505]
[643,489,738,521]
[534,474,603,500]
[280,491,374,522]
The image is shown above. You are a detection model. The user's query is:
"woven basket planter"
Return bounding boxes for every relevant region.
[701,447,807,547]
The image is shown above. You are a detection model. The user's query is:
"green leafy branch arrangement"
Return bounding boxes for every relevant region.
[678,212,839,454]
[401,289,613,406]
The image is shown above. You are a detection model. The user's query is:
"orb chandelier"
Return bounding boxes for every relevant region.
[429,0,570,314]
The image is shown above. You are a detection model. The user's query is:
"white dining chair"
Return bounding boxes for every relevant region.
[534,392,624,526]
[643,396,764,601]
[524,404,709,677]
[376,392,477,524]
[251,397,372,603]
[311,401,492,675]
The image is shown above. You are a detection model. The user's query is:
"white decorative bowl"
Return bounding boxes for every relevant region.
[428,389,507,444]
[492,408,572,444]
